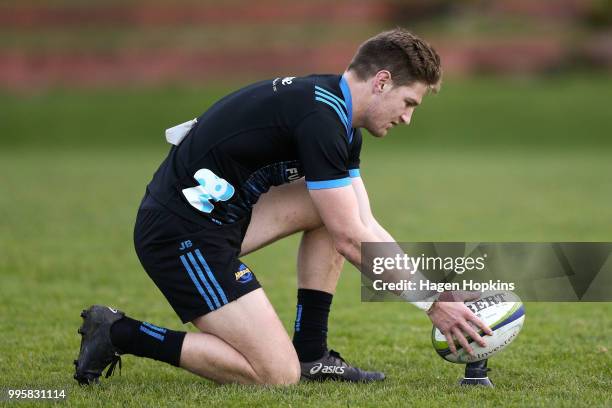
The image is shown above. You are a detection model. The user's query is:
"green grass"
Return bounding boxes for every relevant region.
[1,78,612,406]
[2,75,612,150]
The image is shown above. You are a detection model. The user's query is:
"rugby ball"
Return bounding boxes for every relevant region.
[431,291,525,364]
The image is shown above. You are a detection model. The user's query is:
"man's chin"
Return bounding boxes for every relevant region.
[367,127,387,138]
[375,128,388,138]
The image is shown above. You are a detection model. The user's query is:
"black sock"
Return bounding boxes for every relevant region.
[110,316,186,367]
[292,288,333,362]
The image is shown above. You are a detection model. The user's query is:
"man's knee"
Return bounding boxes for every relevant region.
[255,355,301,385]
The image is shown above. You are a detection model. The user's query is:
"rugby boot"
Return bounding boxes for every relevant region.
[73,305,124,385]
[300,349,385,382]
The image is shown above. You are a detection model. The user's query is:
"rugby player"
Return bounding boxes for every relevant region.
[74,28,492,385]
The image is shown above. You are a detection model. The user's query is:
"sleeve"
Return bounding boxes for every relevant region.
[294,111,352,190]
[347,128,362,178]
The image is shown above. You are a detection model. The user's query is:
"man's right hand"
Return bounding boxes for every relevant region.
[426,292,493,356]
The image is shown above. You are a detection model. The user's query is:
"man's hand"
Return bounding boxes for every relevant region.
[426,292,493,356]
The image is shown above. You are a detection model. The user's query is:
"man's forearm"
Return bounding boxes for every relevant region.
[368,219,395,243]
[336,222,437,307]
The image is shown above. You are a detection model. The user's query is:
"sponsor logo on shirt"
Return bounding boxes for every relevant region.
[286,167,301,182]
[281,76,295,85]
[182,168,235,213]
[272,76,295,92]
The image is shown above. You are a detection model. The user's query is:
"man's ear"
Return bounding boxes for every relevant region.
[373,70,392,94]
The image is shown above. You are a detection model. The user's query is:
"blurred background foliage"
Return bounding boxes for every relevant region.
[1,0,610,86]
[0,0,610,149]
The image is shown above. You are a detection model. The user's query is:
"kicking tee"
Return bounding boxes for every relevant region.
[146,74,362,226]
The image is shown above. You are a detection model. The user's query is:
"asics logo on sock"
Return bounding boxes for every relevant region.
[309,363,345,375]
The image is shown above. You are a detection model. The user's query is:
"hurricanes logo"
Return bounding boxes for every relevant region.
[235,264,253,284]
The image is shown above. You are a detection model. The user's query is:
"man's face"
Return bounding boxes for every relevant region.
[363,80,429,137]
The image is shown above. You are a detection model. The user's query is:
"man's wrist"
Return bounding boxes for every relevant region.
[399,291,438,312]
[412,300,435,312]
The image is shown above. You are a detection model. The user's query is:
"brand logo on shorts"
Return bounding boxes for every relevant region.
[235,264,253,284]
[309,363,345,375]
[107,307,118,314]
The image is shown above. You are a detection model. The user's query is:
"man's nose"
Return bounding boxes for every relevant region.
[400,109,413,125]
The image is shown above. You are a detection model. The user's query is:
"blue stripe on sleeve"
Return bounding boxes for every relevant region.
[315,97,349,132]
[314,91,349,122]
[348,168,360,178]
[306,177,352,190]
[314,86,347,109]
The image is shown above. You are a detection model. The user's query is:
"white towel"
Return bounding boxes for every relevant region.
[165,118,198,146]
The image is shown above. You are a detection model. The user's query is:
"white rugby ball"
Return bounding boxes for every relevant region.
[431,291,525,364]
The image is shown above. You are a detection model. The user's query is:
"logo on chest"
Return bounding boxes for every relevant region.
[182,169,235,213]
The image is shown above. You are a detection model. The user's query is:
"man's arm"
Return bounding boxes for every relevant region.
[350,176,394,242]
[308,181,492,356]
[307,184,374,266]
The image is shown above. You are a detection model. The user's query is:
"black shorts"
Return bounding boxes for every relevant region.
[134,192,261,323]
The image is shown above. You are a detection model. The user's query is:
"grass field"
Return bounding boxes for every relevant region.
[1,77,611,407]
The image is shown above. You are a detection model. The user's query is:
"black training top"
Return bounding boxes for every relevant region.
[146,74,363,226]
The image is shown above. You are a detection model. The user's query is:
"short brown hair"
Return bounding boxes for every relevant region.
[347,28,442,92]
